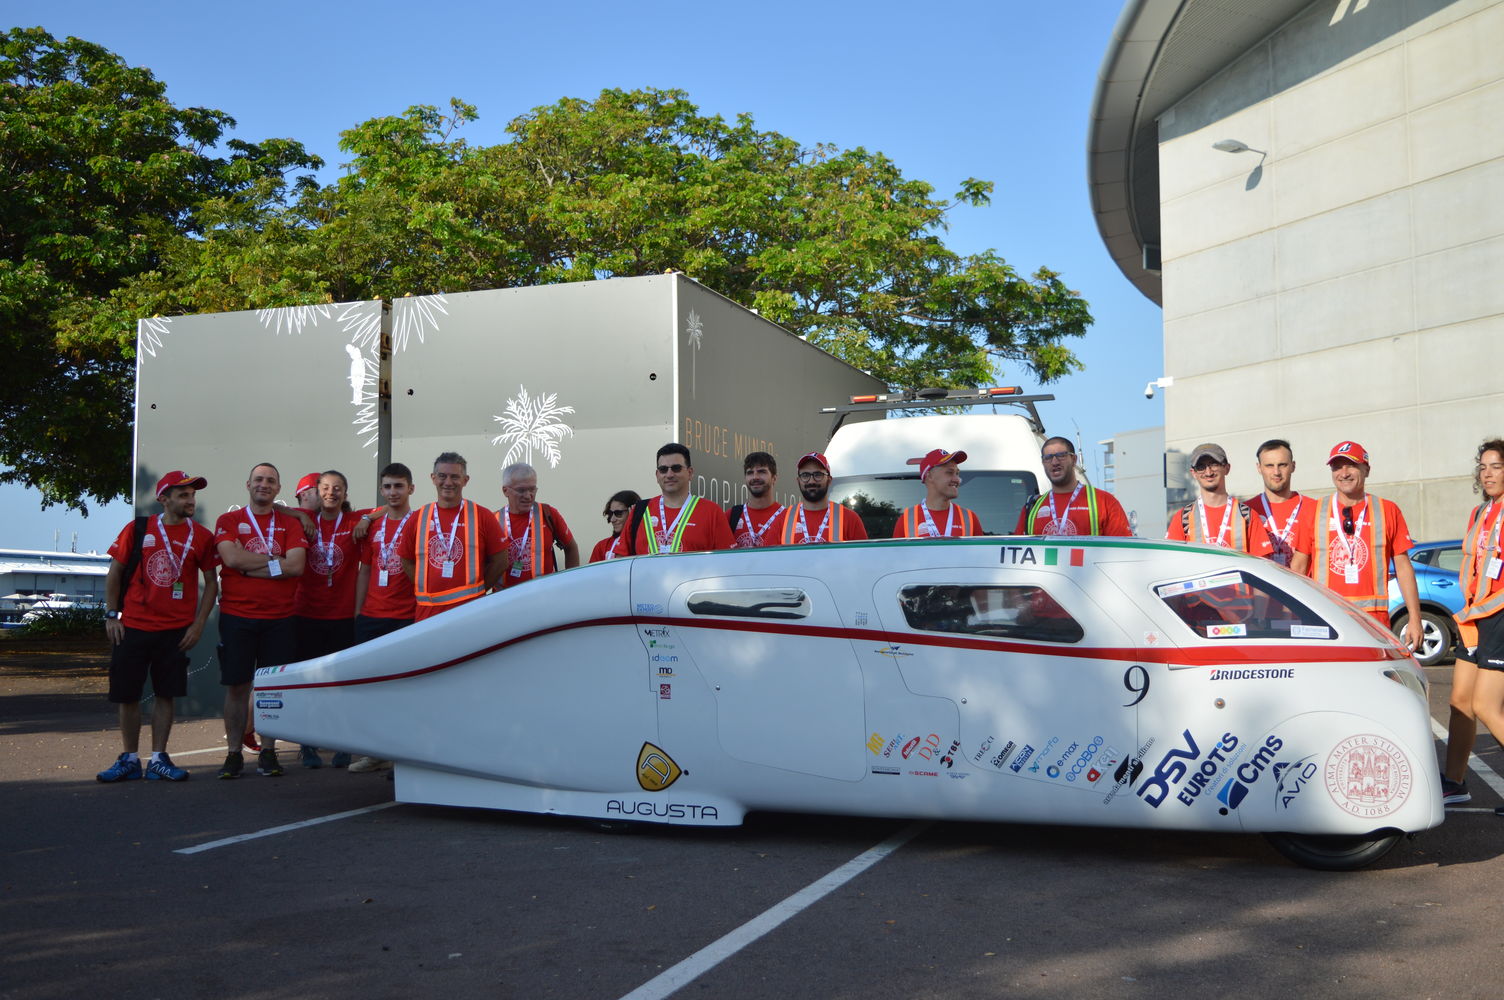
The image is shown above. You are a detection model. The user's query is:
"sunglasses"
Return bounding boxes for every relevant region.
[1042,451,1073,462]
[656,463,686,474]
[1341,507,1355,536]
[605,508,629,519]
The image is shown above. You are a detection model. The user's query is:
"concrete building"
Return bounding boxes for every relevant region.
[1090,0,1503,540]
[0,548,109,625]
[1099,426,1172,535]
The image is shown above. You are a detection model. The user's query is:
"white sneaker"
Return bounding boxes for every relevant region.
[348,755,391,773]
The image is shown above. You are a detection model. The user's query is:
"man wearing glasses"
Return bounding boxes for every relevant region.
[612,443,735,555]
[496,462,579,588]
[1165,443,1256,551]
[1297,441,1422,650]
[729,452,786,549]
[1014,437,1131,536]
[774,452,868,543]
[398,452,508,620]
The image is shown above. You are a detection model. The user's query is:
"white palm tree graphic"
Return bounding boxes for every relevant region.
[685,310,704,397]
[391,294,449,352]
[257,303,334,336]
[137,316,173,358]
[491,385,576,468]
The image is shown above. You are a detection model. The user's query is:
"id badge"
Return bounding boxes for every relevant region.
[1344,564,1358,585]
[1488,556,1503,580]
[442,560,455,579]
[171,581,184,600]
[267,559,282,578]
[378,570,389,587]
[509,561,523,578]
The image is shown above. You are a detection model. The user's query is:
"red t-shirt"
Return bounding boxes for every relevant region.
[589,536,618,563]
[892,504,985,538]
[214,509,309,619]
[611,496,735,556]
[498,503,575,588]
[1246,493,1317,566]
[773,504,869,543]
[358,508,418,619]
[1165,498,1262,554]
[108,517,217,631]
[397,501,507,620]
[1013,486,1132,537]
[296,510,361,620]
[732,503,788,548]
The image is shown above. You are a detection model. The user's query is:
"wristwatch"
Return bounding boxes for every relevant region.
[105,610,122,620]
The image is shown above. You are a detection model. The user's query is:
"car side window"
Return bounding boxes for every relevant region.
[1155,571,1334,640]
[687,588,810,619]
[898,585,1084,643]
[1433,546,1464,574]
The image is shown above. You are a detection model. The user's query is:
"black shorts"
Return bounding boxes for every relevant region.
[295,616,356,661]
[1477,613,1504,672]
[108,627,189,703]
[355,615,413,645]
[218,612,297,687]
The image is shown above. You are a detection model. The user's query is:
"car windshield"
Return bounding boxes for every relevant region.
[1155,570,1336,641]
[829,470,1040,539]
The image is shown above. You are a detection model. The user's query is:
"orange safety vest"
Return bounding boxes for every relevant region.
[414,500,486,608]
[899,503,981,538]
[781,504,852,544]
[1459,501,1504,625]
[1177,497,1251,550]
[1311,495,1390,616]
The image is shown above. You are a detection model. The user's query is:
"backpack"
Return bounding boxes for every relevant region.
[113,515,150,612]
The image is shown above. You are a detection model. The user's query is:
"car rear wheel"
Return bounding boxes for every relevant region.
[1263,831,1404,870]
[1392,611,1452,667]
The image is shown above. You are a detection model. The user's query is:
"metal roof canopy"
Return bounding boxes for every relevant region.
[1087,0,1314,304]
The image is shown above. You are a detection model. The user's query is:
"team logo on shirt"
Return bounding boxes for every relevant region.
[377,546,404,574]
[242,535,283,557]
[507,535,532,569]
[1042,518,1079,536]
[309,542,346,577]
[145,549,183,587]
[425,531,464,569]
[1327,535,1369,574]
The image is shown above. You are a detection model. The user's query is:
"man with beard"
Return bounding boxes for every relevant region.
[1014,437,1131,536]
[1248,439,1313,573]
[613,443,735,555]
[729,452,786,548]
[1165,444,1256,552]
[398,452,508,620]
[774,452,867,543]
[892,449,985,538]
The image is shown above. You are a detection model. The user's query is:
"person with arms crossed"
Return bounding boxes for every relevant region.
[612,443,735,555]
[729,452,786,548]
[1014,437,1131,536]
[214,463,308,779]
[1248,439,1313,573]
[496,462,579,587]
[1297,442,1422,650]
[1165,443,1256,552]
[892,449,985,538]
[96,471,218,783]
[775,452,868,543]
[590,491,641,563]
[292,470,360,769]
[398,452,508,620]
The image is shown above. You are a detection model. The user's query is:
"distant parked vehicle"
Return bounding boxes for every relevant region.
[1388,539,1462,667]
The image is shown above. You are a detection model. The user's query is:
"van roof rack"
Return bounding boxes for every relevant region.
[823,387,1055,436]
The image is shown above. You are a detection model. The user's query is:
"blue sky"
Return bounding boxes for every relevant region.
[3,0,1164,553]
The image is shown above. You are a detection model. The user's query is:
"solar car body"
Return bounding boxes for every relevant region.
[253,536,1441,869]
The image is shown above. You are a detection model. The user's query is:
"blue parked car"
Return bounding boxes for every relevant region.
[1389,539,1463,666]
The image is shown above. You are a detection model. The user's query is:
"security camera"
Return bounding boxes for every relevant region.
[1144,382,1155,400]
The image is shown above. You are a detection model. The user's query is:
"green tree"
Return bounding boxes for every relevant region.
[0,27,319,511]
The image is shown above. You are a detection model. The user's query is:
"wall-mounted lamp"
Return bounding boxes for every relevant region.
[1212,138,1267,156]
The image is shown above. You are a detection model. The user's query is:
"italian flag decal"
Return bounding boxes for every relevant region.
[1044,548,1085,566]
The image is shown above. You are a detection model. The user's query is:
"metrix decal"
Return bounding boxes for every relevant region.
[1136,730,1201,808]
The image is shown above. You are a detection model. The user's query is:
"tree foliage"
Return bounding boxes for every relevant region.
[6,36,1091,510]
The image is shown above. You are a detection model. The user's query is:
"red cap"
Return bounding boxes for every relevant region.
[797,452,831,475]
[295,473,321,497]
[1327,441,1370,466]
[916,448,967,481]
[154,471,207,498]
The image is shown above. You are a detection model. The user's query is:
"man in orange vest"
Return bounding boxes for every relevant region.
[1297,441,1421,649]
[1014,437,1131,536]
[774,452,868,544]
[398,452,508,620]
[893,449,985,538]
[496,462,578,588]
[1165,443,1258,552]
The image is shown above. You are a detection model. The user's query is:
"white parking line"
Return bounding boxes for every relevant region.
[1430,717,1504,800]
[174,802,400,855]
[617,821,928,1000]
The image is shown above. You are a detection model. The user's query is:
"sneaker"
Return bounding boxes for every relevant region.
[146,753,189,782]
[97,753,142,783]
[219,751,244,780]
[348,756,391,773]
[1441,776,1471,806]
[242,732,261,753]
[257,749,283,777]
[299,745,322,769]
[330,751,351,768]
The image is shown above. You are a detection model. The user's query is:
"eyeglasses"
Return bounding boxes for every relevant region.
[797,471,828,482]
[1341,506,1355,536]
[1042,451,1074,462]
[506,486,537,494]
[656,463,685,474]
[605,508,629,519]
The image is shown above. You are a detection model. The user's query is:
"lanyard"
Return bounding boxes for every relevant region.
[1046,485,1081,533]
[656,496,696,552]
[921,504,957,538]
[1335,499,1369,567]
[1476,500,1501,560]
[156,515,192,581]
[747,504,785,545]
[798,504,832,543]
[431,504,464,560]
[317,511,344,586]
[244,509,278,556]
[502,505,533,552]
[375,510,412,566]
[1256,495,1301,546]
[1197,496,1232,547]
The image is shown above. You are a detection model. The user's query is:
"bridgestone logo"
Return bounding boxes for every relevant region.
[1209,667,1295,681]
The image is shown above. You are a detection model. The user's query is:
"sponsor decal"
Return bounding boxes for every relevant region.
[947,771,969,780]
[648,639,676,649]
[1205,623,1247,638]
[607,800,719,820]
[1087,745,1122,784]
[1065,737,1105,783]
[908,770,939,777]
[1273,754,1319,810]
[1155,572,1242,598]
[1290,625,1330,639]
[1009,744,1036,773]
[1136,730,1201,808]
[651,654,679,663]
[1324,734,1413,819]
[1028,737,1059,774]
[972,736,995,763]
[1045,740,1081,779]
[1209,667,1295,681]
[1215,734,1286,809]
[901,734,942,761]
[635,603,666,615]
[656,665,675,677]
[258,711,280,722]
[870,766,900,775]
[939,740,962,768]
[254,698,283,710]
[1102,738,1155,805]
[636,742,683,792]
[880,734,906,759]
[989,740,1018,770]
[642,626,670,637]
[867,733,886,755]
[1173,733,1241,806]
[875,645,914,658]
[659,683,672,700]
[999,545,1039,565]
[853,612,869,626]
[1043,548,1084,567]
